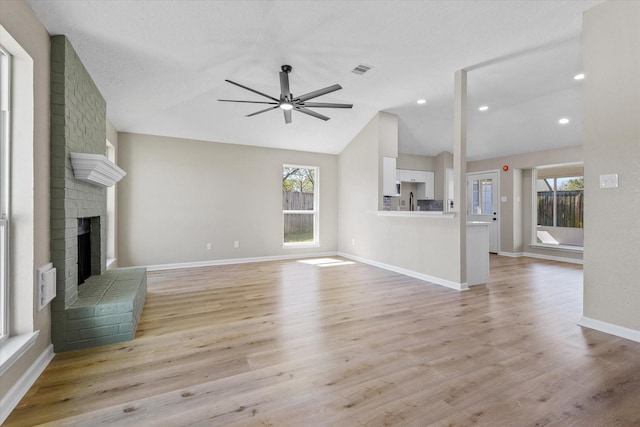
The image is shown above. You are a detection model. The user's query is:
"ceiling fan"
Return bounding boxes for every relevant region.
[219,65,353,124]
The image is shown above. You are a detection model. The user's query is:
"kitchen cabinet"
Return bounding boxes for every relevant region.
[382,157,399,196]
[398,169,434,199]
[397,169,427,183]
[418,171,435,199]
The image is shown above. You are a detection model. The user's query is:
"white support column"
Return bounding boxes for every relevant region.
[453,70,467,284]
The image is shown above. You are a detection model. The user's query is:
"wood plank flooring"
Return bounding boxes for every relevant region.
[5,255,640,426]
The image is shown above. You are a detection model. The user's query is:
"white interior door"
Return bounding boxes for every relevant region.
[467,172,499,253]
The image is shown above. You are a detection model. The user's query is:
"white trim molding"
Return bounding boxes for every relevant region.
[70,152,126,187]
[0,343,54,424]
[0,331,38,376]
[498,251,525,258]
[339,252,467,291]
[529,243,583,253]
[579,316,640,343]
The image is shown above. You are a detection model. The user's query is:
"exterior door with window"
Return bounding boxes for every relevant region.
[467,172,499,253]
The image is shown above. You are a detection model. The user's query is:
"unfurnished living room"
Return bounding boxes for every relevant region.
[1,1,639,425]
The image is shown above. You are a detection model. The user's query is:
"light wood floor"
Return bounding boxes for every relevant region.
[6,256,640,426]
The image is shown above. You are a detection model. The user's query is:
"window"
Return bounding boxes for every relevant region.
[471,177,494,215]
[0,45,10,345]
[537,175,584,228]
[282,165,318,246]
[534,165,584,249]
[106,141,116,267]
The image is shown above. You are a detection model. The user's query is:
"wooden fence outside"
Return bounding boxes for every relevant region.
[282,191,314,210]
[537,190,584,228]
[283,191,315,241]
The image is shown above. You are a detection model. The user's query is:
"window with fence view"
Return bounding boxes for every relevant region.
[283,166,318,245]
[537,176,584,228]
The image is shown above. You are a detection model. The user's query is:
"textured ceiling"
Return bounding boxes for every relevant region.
[26,0,601,160]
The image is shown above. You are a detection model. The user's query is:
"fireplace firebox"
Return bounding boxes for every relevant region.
[77,218,92,285]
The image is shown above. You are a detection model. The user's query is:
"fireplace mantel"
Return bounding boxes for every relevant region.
[70,153,126,187]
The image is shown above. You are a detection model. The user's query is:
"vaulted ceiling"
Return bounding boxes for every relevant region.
[27,0,601,160]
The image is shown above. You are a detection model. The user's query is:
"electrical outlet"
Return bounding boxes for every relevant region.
[234,241,240,248]
[352,238,356,246]
[206,243,212,250]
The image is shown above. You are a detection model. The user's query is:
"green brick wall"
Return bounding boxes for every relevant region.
[49,36,145,352]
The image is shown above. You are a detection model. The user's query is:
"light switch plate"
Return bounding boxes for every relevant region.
[501,196,507,202]
[599,173,618,188]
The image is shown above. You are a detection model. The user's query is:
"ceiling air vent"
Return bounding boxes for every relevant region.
[351,64,372,75]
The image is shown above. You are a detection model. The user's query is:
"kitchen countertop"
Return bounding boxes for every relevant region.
[376,210,456,218]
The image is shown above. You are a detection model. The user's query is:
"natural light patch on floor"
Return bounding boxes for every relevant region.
[537,230,559,245]
[298,257,355,267]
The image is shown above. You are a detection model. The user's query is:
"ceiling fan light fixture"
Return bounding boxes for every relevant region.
[220,65,352,123]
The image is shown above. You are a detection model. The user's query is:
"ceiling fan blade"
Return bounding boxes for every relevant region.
[225,79,279,102]
[284,109,292,124]
[300,102,353,109]
[295,106,330,121]
[296,84,342,102]
[279,71,291,99]
[218,99,278,105]
[246,105,279,117]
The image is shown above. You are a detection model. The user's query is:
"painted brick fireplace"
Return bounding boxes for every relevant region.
[50,36,146,352]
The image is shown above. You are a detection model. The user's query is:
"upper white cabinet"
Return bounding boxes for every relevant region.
[397,169,434,199]
[417,171,435,199]
[382,157,399,196]
[397,169,427,183]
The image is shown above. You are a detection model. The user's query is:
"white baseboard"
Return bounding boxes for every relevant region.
[497,251,524,258]
[0,344,54,424]
[144,252,340,271]
[338,252,467,291]
[578,316,640,343]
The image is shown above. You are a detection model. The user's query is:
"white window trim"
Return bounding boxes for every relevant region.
[0,45,10,346]
[0,331,38,376]
[529,243,584,253]
[282,164,320,248]
[105,140,116,268]
[0,25,37,366]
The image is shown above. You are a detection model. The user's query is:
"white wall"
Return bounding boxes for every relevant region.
[582,1,640,333]
[117,133,338,267]
[338,113,463,286]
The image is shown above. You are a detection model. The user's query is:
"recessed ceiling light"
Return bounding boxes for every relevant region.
[417,99,426,105]
[574,73,585,80]
[558,118,570,125]
[478,105,489,111]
